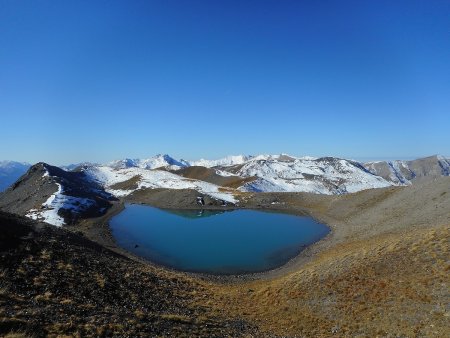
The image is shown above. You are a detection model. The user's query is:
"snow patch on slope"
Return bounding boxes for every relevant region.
[25,170,97,226]
[84,166,237,203]
[437,155,450,176]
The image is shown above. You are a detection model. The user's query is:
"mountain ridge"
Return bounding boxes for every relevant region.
[1,154,450,227]
[364,154,450,185]
[0,162,115,226]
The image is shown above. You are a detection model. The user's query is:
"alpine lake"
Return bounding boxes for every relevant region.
[110,204,329,275]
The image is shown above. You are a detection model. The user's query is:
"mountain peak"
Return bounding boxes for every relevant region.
[106,154,187,170]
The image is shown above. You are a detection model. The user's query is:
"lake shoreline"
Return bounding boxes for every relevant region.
[108,203,330,277]
[73,190,337,283]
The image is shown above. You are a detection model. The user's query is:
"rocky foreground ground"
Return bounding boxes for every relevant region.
[1,177,449,337]
[0,212,258,337]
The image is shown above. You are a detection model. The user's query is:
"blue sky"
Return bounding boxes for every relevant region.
[1,0,449,165]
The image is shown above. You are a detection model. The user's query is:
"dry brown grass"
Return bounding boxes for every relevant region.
[160,313,192,323]
[206,224,450,337]
[109,175,142,190]
[221,176,257,189]
[95,273,106,288]
[3,332,29,338]
[35,291,52,302]
[39,249,51,260]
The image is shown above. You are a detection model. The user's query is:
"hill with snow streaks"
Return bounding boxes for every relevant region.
[364,155,450,185]
[233,157,392,194]
[0,161,30,192]
[82,166,237,204]
[0,163,114,226]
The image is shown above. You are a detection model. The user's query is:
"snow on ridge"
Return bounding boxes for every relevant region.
[83,166,237,204]
[87,154,396,196]
[107,154,188,170]
[364,154,450,184]
[187,155,252,168]
[186,153,301,167]
[104,153,312,170]
[25,169,96,226]
[237,157,392,194]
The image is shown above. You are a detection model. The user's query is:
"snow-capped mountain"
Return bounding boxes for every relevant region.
[0,161,31,192]
[80,154,395,196]
[234,157,392,194]
[186,154,303,167]
[364,155,450,185]
[107,154,188,170]
[186,155,253,168]
[61,162,100,171]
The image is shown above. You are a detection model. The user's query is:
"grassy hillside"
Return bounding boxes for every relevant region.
[212,224,449,336]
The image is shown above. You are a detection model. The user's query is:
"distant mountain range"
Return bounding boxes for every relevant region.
[83,153,450,194]
[0,161,31,192]
[1,154,449,226]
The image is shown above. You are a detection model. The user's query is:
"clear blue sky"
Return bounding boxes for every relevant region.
[1,0,449,165]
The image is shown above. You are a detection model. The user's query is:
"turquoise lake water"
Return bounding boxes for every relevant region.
[110,204,329,274]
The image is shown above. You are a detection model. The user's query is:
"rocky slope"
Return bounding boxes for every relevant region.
[364,154,450,184]
[0,163,115,226]
[0,211,256,337]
